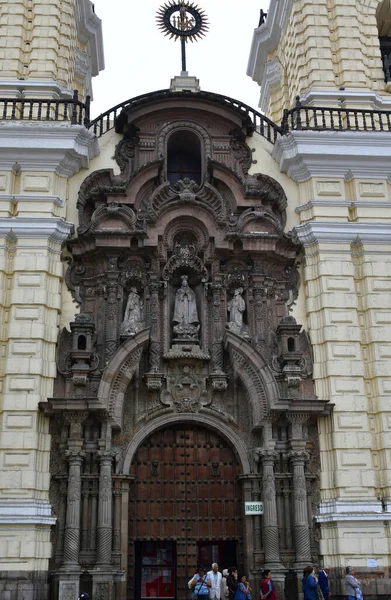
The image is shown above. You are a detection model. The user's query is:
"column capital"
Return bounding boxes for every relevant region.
[97,450,118,465]
[65,450,86,464]
[288,450,309,465]
[256,449,278,465]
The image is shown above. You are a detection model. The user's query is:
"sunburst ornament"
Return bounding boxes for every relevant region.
[156,1,209,41]
[156,2,209,73]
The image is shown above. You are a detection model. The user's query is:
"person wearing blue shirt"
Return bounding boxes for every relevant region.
[302,566,318,600]
[189,567,211,599]
[318,568,331,599]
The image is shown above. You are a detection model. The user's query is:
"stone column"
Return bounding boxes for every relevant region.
[289,451,312,567]
[259,450,282,567]
[112,486,122,568]
[96,451,114,566]
[63,450,85,567]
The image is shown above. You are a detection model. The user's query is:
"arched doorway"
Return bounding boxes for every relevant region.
[128,425,243,600]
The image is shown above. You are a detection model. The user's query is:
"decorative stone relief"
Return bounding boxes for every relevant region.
[226,287,250,338]
[120,288,144,336]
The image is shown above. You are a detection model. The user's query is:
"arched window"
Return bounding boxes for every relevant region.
[167,130,202,186]
[377,0,391,82]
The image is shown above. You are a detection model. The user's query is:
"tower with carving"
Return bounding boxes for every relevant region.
[248,0,391,595]
[0,1,103,598]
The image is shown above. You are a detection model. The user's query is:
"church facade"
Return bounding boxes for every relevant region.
[0,1,391,600]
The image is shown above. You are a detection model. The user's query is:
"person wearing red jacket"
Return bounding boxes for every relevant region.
[260,570,277,600]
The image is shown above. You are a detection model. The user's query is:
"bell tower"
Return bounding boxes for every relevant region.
[0,2,103,599]
[248,0,391,123]
[248,0,391,596]
[0,0,104,101]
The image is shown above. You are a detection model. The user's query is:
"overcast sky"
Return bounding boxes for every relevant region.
[91,0,270,118]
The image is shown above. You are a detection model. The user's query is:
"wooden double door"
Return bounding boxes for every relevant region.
[128,425,243,600]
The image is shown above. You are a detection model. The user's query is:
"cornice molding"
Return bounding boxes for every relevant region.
[0,501,56,525]
[296,200,391,213]
[294,221,391,246]
[0,194,64,207]
[247,0,292,87]
[259,58,281,113]
[0,123,99,177]
[76,0,105,77]
[299,89,391,109]
[273,131,391,182]
[0,217,73,243]
[316,500,391,523]
[0,79,73,99]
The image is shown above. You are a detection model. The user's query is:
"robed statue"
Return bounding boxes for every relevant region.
[121,287,144,336]
[227,287,249,337]
[173,275,200,340]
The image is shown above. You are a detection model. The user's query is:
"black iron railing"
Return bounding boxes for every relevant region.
[88,89,281,144]
[281,98,391,134]
[1,89,391,143]
[0,90,90,125]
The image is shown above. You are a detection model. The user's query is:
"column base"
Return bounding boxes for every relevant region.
[92,569,115,600]
[59,571,81,600]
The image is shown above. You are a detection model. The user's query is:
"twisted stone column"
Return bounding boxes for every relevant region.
[96,451,114,566]
[259,450,282,567]
[289,451,312,566]
[63,450,85,567]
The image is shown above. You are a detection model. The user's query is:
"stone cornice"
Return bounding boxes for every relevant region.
[316,500,391,523]
[0,194,65,207]
[0,217,73,243]
[0,122,99,177]
[247,0,292,86]
[296,200,391,213]
[300,89,391,109]
[76,0,105,77]
[0,502,56,525]
[0,79,73,99]
[294,222,391,246]
[259,58,281,113]
[273,130,391,182]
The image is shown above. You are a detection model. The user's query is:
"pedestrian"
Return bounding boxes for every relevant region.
[318,567,331,599]
[207,563,223,600]
[346,567,363,600]
[189,566,211,599]
[234,574,252,600]
[79,594,90,600]
[227,566,239,600]
[302,566,318,600]
[260,569,277,600]
[222,569,229,598]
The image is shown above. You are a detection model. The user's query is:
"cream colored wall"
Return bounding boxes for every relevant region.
[0,171,69,571]
[295,172,391,568]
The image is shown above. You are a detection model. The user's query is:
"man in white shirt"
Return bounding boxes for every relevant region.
[207,563,223,600]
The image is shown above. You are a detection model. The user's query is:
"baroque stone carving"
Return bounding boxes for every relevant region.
[161,364,211,412]
[162,235,209,282]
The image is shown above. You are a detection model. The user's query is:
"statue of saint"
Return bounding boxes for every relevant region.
[227,287,249,337]
[173,275,200,340]
[121,287,143,336]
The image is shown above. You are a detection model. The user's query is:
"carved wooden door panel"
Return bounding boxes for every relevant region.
[129,425,243,600]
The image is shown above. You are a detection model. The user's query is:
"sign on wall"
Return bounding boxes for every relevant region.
[244,501,264,515]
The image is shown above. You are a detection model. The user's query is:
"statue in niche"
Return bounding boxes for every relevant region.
[120,287,144,336]
[173,275,200,341]
[227,287,250,337]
